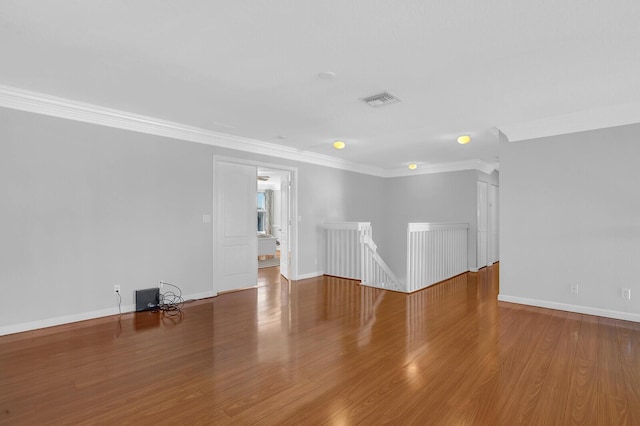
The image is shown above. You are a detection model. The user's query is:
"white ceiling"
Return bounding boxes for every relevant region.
[2,1,640,174]
[257,168,288,191]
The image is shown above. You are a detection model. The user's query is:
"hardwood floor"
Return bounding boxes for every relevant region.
[2,264,640,425]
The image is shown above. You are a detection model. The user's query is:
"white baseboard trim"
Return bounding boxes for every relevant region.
[295,271,324,280]
[469,267,479,272]
[498,294,640,323]
[184,290,217,300]
[0,305,133,336]
[0,290,219,336]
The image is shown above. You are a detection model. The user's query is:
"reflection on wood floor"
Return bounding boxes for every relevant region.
[2,263,640,424]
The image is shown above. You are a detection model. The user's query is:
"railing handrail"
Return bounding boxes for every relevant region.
[358,224,404,291]
[360,234,402,284]
[408,222,469,232]
[325,221,467,293]
[324,222,371,231]
[371,251,403,289]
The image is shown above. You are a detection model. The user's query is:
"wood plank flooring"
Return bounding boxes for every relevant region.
[2,263,640,425]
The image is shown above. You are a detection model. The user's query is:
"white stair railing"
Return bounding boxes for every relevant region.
[406,223,469,292]
[358,223,404,292]
[324,222,468,294]
[324,222,366,280]
[324,222,403,291]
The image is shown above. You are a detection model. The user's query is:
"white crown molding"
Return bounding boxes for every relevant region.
[0,85,387,175]
[383,159,498,177]
[498,101,640,142]
[0,84,495,178]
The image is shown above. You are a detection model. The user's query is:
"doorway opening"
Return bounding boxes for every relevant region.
[257,167,292,281]
[213,156,298,296]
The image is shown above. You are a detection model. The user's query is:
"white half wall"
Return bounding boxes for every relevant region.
[381,170,487,280]
[499,123,640,321]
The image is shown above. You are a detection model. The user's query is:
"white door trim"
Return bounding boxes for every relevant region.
[213,155,299,291]
[278,173,291,279]
[477,180,489,269]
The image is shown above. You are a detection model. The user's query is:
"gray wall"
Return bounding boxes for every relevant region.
[297,164,387,275]
[1,109,215,328]
[380,171,479,280]
[0,107,387,332]
[500,123,640,319]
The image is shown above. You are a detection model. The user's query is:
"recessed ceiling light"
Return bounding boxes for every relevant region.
[457,135,471,144]
[408,163,418,170]
[333,141,346,150]
[318,71,336,80]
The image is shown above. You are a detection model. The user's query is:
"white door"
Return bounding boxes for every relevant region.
[477,181,488,269]
[488,184,499,264]
[279,174,290,279]
[214,160,257,293]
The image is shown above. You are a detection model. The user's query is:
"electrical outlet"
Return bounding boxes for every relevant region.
[570,284,579,295]
[622,288,631,300]
[114,285,121,295]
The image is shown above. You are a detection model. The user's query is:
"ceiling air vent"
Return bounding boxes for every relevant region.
[361,91,402,108]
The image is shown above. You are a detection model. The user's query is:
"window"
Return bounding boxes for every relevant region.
[257,192,266,234]
[257,192,265,210]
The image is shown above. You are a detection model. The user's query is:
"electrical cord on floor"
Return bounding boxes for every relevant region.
[116,291,122,315]
[158,281,185,317]
[114,291,123,338]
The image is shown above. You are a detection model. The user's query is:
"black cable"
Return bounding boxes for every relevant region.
[158,281,185,317]
[116,291,122,315]
[114,291,123,338]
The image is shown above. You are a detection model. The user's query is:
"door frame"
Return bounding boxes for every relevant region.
[276,171,292,279]
[213,155,298,294]
[476,180,489,270]
[488,184,499,264]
